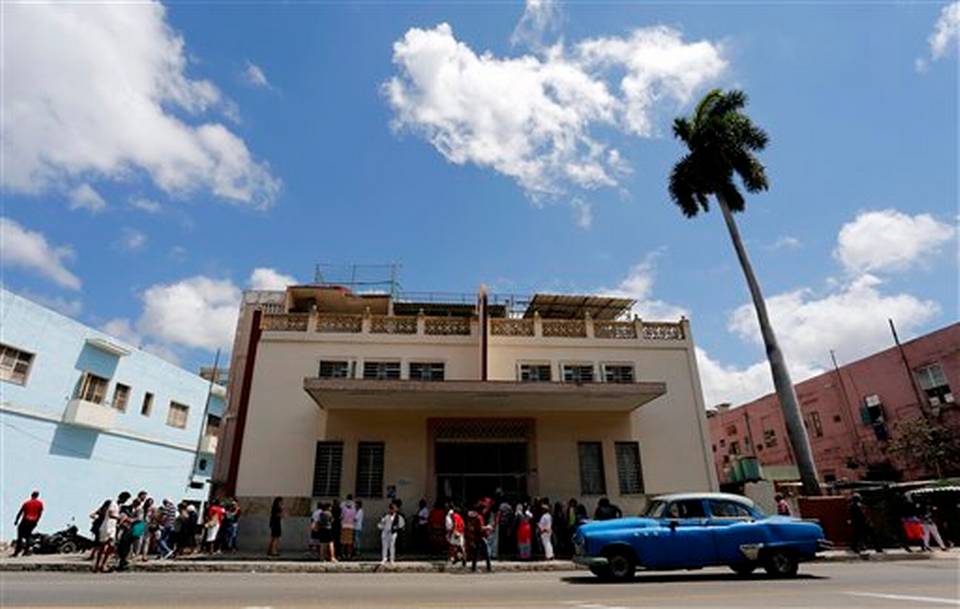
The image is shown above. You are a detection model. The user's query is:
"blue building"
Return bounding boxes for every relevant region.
[0,289,224,540]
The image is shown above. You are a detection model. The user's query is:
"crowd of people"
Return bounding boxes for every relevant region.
[86,490,241,573]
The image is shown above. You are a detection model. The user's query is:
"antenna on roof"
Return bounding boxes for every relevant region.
[313,263,401,298]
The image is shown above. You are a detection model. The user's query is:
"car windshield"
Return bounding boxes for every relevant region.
[644,500,667,518]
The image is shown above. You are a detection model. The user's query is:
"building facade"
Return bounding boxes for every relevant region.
[0,289,224,540]
[214,285,717,550]
[707,323,960,485]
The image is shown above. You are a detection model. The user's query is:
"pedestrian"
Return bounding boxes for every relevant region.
[466,501,492,572]
[341,495,357,560]
[267,497,283,557]
[156,499,177,559]
[138,497,156,561]
[203,499,225,554]
[848,493,883,554]
[552,501,567,556]
[516,503,533,560]
[415,498,430,553]
[115,493,142,572]
[314,502,336,562]
[775,494,791,517]
[378,501,405,565]
[920,504,947,552]
[354,500,365,559]
[221,499,241,553]
[94,491,128,573]
[445,503,466,566]
[428,500,447,555]
[331,498,342,559]
[12,490,44,557]
[538,500,554,560]
[593,497,622,521]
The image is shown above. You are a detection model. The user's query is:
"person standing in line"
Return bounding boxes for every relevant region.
[115,494,142,572]
[331,498,342,559]
[12,490,44,557]
[202,499,225,554]
[415,499,430,553]
[94,492,128,572]
[138,497,156,561]
[267,497,283,557]
[340,495,357,560]
[445,503,466,566]
[516,503,533,560]
[378,501,405,565]
[353,500,365,559]
[921,504,947,551]
[221,499,241,553]
[775,494,792,516]
[156,499,177,559]
[538,500,554,560]
[466,502,492,572]
[848,493,882,554]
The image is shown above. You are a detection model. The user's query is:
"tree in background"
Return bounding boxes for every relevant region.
[888,416,960,479]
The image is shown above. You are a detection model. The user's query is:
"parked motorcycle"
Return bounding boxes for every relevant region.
[27,524,95,554]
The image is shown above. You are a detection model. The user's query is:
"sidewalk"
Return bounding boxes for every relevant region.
[1,548,954,573]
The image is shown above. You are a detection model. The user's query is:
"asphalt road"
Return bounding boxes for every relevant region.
[0,560,957,608]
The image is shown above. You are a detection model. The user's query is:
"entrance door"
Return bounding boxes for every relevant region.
[435,441,528,506]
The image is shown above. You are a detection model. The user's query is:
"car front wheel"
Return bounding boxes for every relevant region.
[729,562,757,576]
[604,550,636,581]
[762,550,798,578]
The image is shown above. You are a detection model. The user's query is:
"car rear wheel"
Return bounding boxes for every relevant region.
[604,550,636,581]
[729,562,757,576]
[762,549,798,578]
[58,541,78,554]
[589,566,611,578]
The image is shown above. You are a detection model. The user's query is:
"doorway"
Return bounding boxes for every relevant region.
[435,441,528,506]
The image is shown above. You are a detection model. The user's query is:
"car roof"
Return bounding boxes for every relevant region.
[651,492,756,507]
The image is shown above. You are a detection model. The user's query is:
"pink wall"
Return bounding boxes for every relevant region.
[708,323,960,484]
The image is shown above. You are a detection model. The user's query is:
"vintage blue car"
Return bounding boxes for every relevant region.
[573,492,829,580]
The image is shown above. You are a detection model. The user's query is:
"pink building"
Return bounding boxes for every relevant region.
[707,323,960,484]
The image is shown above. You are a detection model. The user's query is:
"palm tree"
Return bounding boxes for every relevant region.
[669,89,821,496]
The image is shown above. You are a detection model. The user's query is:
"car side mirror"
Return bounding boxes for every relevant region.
[669,519,679,532]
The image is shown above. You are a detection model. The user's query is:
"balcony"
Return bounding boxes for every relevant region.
[261,311,687,342]
[200,434,219,454]
[62,398,115,430]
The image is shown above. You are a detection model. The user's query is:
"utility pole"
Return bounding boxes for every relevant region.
[889,319,927,412]
[830,350,869,463]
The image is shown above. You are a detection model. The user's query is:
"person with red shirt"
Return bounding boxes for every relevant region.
[13,491,44,557]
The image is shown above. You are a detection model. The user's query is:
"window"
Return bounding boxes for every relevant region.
[166,402,189,429]
[666,499,706,519]
[833,414,842,423]
[519,363,552,382]
[78,373,109,404]
[725,424,738,436]
[111,383,131,412]
[603,364,634,384]
[615,442,644,495]
[205,414,222,437]
[312,441,343,497]
[916,363,953,405]
[577,442,606,495]
[356,441,385,498]
[708,500,752,519]
[319,360,352,379]
[0,344,34,385]
[140,392,154,416]
[810,411,823,438]
[763,429,777,448]
[562,364,594,384]
[362,361,400,380]
[719,438,726,447]
[729,441,740,456]
[410,362,445,381]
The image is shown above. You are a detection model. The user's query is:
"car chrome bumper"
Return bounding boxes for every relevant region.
[817,539,834,552]
[573,555,610,568]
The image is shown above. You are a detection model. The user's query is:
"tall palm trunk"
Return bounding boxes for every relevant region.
[717,195,822,496]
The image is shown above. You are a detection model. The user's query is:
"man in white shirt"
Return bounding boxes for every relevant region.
[537,500,554,560]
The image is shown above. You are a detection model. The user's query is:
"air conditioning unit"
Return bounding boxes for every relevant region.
[945,393,955,404]
[865,394,881,407]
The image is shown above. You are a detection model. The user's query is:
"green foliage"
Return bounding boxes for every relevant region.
[669,89,770,217]
[887,416,960,479]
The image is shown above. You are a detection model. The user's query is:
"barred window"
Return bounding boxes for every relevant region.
[111,383,131,412]
[519,364,551,382]
[577,441,606,495]
[312,441,343,497]
[615,442,644,495]
[763,429,777,448]
[0,344,34,385]
[166,402,189,429]
[916,363,953,405]
[410,362,445,381]
[562,364,594,384]
[603,364,634,384]
[319,360,352,379]
[363,361,401,380]
[356,441,385,498]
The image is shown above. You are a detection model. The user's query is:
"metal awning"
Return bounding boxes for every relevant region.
[523,294,635,320]
[85,337,131,357]
[303,378,666,412]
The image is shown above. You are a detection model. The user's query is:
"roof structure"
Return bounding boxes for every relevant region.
[523,294,635,320]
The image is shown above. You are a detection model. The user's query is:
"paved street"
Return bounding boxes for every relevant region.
[1,559,957,608]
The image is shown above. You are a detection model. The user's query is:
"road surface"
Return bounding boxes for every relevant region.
[1,559,957,608]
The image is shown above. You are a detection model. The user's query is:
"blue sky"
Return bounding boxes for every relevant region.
[2,1,957,406]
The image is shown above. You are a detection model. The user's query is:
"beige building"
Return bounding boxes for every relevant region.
[213,285,717,549]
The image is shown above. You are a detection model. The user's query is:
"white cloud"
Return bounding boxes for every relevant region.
[834,209,955,274]
[67,184,107,213]
[102,317,181,365]
[129,197,162,213]
[0,217,81,290]
[770,235,801,250]
[3,2,279,208]
[243,61,270,88]
[511,0,562,49]
[570,198,593,229]
[119,228,148,251]
[249,267,298,290]
[600,252,688,320]
[385,23,724,202]
[137,276,241,352]
[930,2,960,59]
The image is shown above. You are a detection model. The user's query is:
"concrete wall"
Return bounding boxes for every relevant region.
[0,289,221,539]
